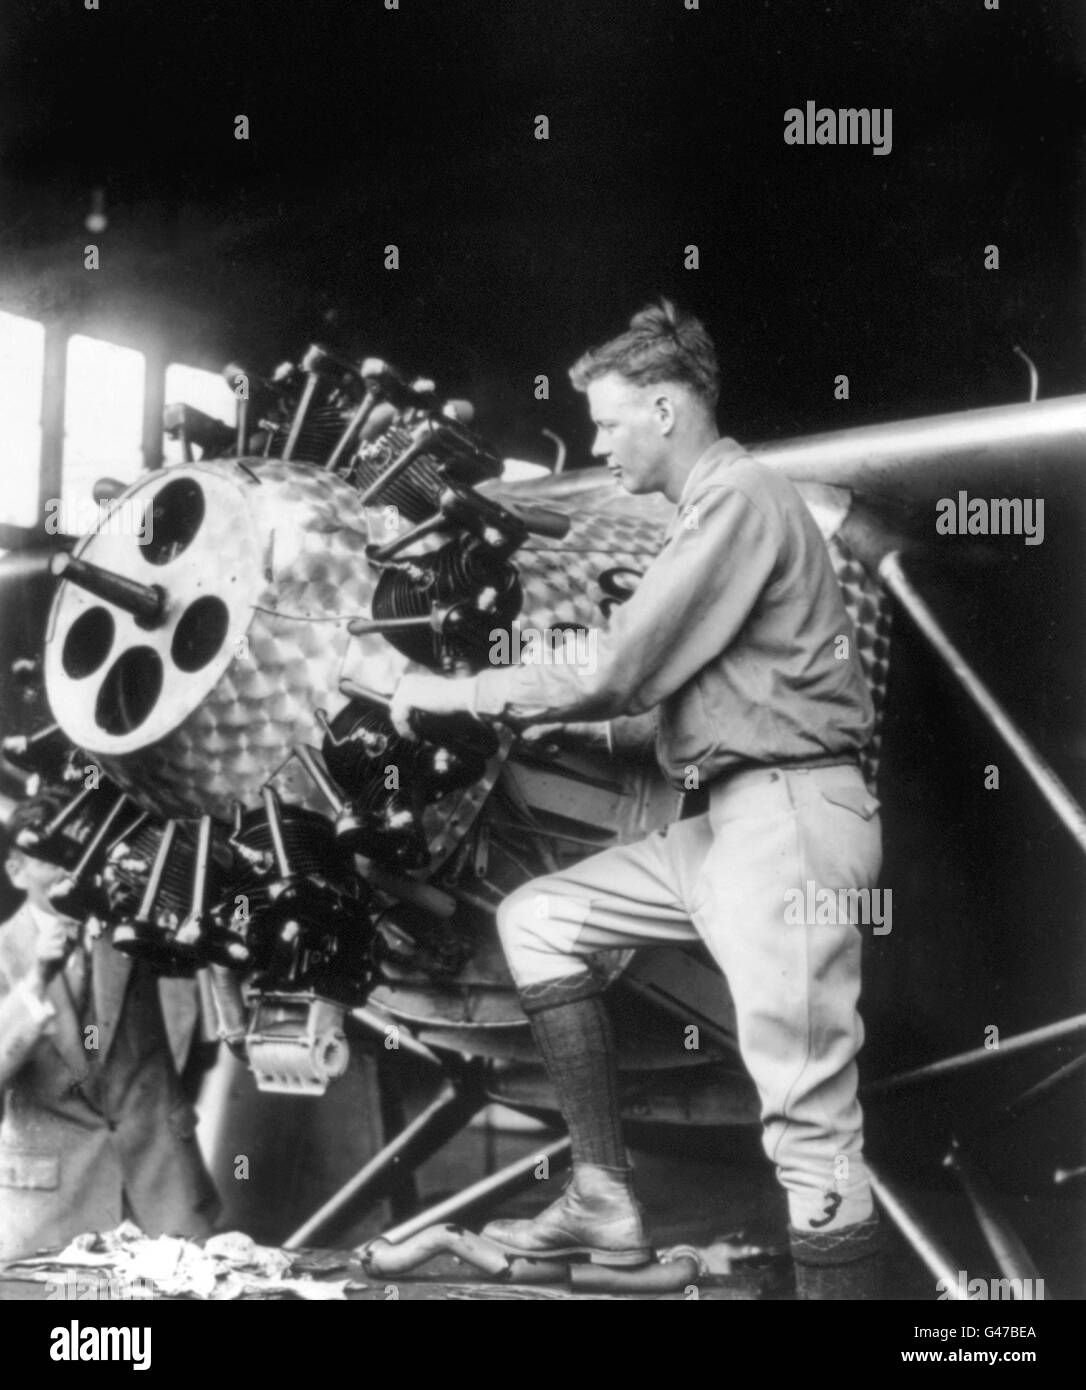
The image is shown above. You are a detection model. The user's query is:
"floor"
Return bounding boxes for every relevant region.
[2,1078,1080,1301]
[353,1097,1084,1301]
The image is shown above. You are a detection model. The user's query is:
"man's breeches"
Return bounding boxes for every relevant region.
[496,763,883,1232]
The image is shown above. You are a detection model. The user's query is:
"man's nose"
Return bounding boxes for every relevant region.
[591,433,609,458]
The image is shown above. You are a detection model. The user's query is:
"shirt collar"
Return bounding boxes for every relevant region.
[675,436,748,511]
[25,897,82,939]
[24,900,55,934]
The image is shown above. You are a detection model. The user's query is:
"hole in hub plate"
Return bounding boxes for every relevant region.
[62,606,115,679]
[95,647,163,735]
[171,595,230,673]
[139,478,206,566]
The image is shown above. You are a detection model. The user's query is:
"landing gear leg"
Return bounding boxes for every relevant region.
[282,1059,489,1250]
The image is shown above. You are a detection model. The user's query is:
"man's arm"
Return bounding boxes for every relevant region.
[0,916,71,1090]
[471,483,780,728]
[519,710,659,762]
[0,964,57,1092]
[389,481,783,736]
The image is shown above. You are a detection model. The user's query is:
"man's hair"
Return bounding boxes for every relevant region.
[569,299,719,409]
[3,790,69,879]
[6,792,66,844]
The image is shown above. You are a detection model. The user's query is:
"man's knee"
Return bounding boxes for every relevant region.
[496,879,591,986]
[496,882,545,950]
[497,877,577,939]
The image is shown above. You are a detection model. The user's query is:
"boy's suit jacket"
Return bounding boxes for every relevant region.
[0,905,219,1262]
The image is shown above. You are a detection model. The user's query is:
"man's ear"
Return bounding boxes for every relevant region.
[652,392,677,436]
[5,852,28,891]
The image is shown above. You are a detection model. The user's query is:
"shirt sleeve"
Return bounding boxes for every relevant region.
[472,482,782,726]
[0,967,57,1092]
[15,977,55,1025]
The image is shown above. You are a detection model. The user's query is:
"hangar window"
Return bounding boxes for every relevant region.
[62,334,145,529]
[163,364,237,463]
[0,311,46,528]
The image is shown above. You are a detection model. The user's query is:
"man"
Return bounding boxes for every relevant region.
[0,795,219,1262]
[390,300,884,1299]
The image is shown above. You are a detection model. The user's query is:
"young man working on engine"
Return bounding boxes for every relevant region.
[390,300,884,1299]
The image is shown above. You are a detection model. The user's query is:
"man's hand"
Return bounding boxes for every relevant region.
[520,721,611,754]
[519,713,658,765]
[29,915,79,996]
[389,674,477,740]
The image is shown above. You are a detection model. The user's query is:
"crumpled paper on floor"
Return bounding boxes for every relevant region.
[11,1223,347,1300]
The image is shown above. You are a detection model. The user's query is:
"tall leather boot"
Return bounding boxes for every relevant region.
[790,1212,885,1300]
[480,970,651,1267]
[482,1162,651,1266]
